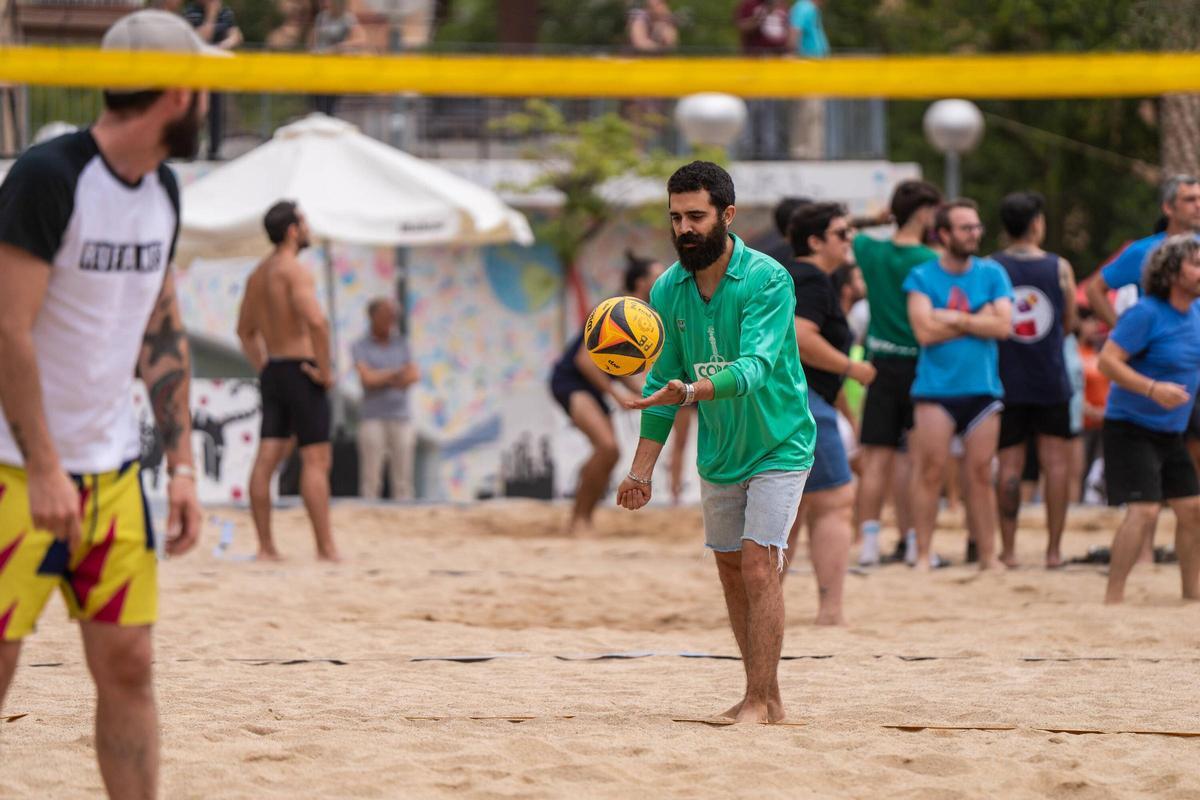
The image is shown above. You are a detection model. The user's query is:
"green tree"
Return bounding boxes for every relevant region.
[494,100,718,339]
[826,0,1159,274]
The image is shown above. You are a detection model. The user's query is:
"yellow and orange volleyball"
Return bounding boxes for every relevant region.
[583,296,665,376]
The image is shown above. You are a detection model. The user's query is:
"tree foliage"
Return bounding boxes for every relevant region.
[433,0,1179,275]
[826,0,1160,274]
[493,99,702,268]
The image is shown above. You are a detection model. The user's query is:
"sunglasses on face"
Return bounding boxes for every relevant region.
[825,227,852,241]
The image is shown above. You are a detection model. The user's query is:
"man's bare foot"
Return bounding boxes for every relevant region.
[767,697,787,723]
[317,549,343,563]
[1000,552,1019,568]
[913,558,933,573]
[979,558,1006,571]
[255,549,284,562]
[733,699,770,724]
[718,698,745,719]
[814,609,844,626]
[1045,551,1063,569]
[565,518,596,538]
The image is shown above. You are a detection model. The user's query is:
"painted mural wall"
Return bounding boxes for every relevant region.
[162,159,920,505]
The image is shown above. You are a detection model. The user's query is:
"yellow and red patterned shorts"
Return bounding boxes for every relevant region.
[0,461,157,641]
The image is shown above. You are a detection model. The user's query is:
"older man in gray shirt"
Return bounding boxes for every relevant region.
[352,297,420,500]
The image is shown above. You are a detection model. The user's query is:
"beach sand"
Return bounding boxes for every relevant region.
[3,500,1200,799]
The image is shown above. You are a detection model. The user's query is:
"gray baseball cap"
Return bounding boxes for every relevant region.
[102,9,229,56]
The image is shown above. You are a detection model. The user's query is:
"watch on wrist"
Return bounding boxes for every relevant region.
[169,464,197,480]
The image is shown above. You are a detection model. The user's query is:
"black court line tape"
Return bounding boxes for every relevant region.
[885,724,1200,738]
[672,717,808,727]
[410,654,530,663]
[679,653,741,661]
[404,715,577,722]
[29,662,64,668]
[3,713,28,723]
[555,652,656,661]
[228,658,348,666]
[885,724,1017,732]
[1037,728,1200,738]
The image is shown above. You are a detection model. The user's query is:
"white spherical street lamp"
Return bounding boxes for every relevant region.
[675,93,748,151]
[923,99,985,198]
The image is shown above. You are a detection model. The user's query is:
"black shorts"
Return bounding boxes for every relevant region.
[549,372,609,418]
[260,359,331,447]
[860,356,917,448]
[914,395,1004,438]
[1103,419,1199,506]
[998,402,1075,450]
[1188,395,1200,440]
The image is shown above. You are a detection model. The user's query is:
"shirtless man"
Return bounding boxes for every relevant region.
[237,201,339,561]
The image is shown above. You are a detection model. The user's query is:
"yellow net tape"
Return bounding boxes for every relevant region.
[2,48,1200,98]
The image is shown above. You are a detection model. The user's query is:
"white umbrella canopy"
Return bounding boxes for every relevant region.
[176,114,533,263]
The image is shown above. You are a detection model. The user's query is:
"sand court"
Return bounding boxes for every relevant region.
[3,501,1200,798]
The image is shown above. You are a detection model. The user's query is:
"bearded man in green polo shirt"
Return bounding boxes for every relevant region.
[617,161,817,724]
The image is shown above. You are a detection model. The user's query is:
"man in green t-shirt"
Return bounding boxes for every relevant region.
[852,180,942,567]
[616,161,816,725]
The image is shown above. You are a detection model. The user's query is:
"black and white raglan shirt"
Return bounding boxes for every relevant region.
[0,130,180,474]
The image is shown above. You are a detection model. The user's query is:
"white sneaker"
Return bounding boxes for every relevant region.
[858,535,881,567]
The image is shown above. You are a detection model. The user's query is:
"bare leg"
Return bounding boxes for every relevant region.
[995,443,1025,567]
[1067,436,1085,505]
[248,438,291,560]
[856,445,895,562]
[910,404,954,571]
[1105,502,1160,604]
[734,540,786,723]
[962,413,1002,570]
[299,442,338,561]
[806,483,853,625]
[893,450,915,537]
[566,393,619,536]
[0,640,20,710]
[1038,435,1073,568]
[1168,496,1200,600]
[81,622,158,800]
[715,550,751,719]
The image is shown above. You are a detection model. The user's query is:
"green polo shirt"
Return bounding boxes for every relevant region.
[640,234,816,484]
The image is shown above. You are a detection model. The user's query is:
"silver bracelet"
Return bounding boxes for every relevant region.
[626,472,652,486]
[681,382,696,407]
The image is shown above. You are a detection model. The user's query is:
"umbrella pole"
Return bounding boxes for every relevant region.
[323,239,344,433]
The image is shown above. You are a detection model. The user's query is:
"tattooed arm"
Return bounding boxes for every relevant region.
[137,269,201,555]
[0,243,82,549]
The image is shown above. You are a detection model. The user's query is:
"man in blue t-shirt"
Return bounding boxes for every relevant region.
[1086,175,1200,327]
[904,200,1014,571]
[1097,234,1200,605]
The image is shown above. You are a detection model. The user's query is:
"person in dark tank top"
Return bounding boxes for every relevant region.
[549,253,667,536]
[991,191,1079,569]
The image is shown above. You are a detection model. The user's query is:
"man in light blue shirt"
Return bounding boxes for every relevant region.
[905,200,1014,572]
[790,0,829,57]
[1086,174,1200,326]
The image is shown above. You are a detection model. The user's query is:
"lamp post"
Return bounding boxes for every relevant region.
[922,99,985,199]
[675,93,748,151]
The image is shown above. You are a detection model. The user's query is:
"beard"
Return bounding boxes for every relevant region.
[673,219,728,273]
[162,94,204,160]
[296,233,311,252]
[948,239,979,260]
